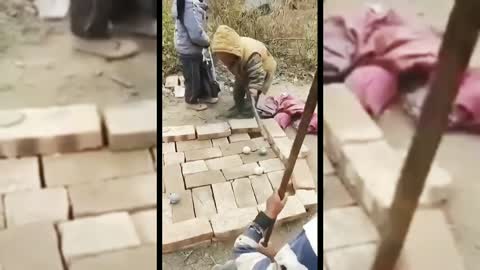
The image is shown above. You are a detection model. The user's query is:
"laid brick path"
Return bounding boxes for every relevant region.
[0,100,157,270]
[161,118,318,253]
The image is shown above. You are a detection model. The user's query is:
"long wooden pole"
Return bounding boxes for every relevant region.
[261,70,318,247]
[371,1,480,269]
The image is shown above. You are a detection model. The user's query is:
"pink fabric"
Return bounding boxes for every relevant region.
[324,5,480,133]
[345,65,398,116]
[261,94,318,134]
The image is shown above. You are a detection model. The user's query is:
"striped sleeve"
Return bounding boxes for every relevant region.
[231,215,318,270]
[245,53,267,92]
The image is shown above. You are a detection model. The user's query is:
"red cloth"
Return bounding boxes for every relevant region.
[260,94,318,134]
[324,5,480,133]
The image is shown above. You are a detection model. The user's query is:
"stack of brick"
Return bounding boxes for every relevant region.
[161,119,317,253]
[323,84,464,269]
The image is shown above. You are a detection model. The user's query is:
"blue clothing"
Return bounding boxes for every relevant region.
[227,215,318,269]
[171,0,210,56]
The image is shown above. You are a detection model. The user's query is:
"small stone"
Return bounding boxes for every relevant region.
[254,167,264,175]
[259,147,268,156]
[168,193,180,204]
[242,146,251,154]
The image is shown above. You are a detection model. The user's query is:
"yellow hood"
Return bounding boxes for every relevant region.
[211,25,243,57]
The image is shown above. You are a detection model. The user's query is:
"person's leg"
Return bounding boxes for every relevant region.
[180,55,208,111]
[70,0,139,60]
[233,80,247,109]
[198,61,219,104]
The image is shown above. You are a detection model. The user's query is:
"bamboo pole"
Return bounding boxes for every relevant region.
[371,1,480,269]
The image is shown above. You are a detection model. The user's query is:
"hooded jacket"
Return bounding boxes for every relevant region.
[212,25,277,94]
[172,0,210,56]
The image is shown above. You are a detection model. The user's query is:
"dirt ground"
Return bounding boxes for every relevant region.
[0,20,157,110]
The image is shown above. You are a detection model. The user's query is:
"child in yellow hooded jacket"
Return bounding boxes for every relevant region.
[211,25,277,118]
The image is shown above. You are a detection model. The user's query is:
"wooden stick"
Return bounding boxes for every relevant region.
[371,1,480,269]
[262,70,318,247]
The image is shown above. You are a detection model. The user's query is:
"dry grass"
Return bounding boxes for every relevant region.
[161,0,317,80]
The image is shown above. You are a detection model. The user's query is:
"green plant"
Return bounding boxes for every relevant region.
[161,0,318,79]
[161,0,179,79]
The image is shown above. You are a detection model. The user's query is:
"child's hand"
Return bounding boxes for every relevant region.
[265,191,287,219]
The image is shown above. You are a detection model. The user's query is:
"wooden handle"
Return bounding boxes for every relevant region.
[262,70,318,247]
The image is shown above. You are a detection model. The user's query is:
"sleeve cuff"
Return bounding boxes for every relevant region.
[253,211,275,231]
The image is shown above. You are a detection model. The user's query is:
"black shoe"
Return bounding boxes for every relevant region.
[238,108,254,118]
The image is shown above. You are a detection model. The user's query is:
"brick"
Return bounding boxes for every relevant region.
[211,207,258,240]
[162,142,176,153]
[259,158,285,173]
[59,212,141,262]
[220,140,258,156]
[228,118,260,133]
[295,189,318,210]
[250,174,273,204]
[103,100,156,150]
[212,137,230,147]
[0,157,41,194]
[251,137,271,149]
[340,141,451,228]
[162,217,213,253]
[163,164,185,192]
[196,122,231,140]
[43,150,154,187]
[232,178,257,207]
[0,223,64,270]
[223,163,260,180]
[131,210,156,244]
[323,84,383,163]
[163,152,185,165]
[192,186,217,219]
[324,153,334,175]
[184,170,225,189]
[162,125,196,142]
[323,84,383,143]
[176,139,212,152]
[162,194,172,225]
[262,118,287,139]
[395,209,464,270]
[0,104,102,157]
[165,75,181,88]
[5,187,68,227]
[323,175,354,210]
[228,133,251,143]
[69,173,156,217]
[267,170,286,190]
[325,243,377,270]
[171,190,195,223]
[291,159,316,190]
[212,182,237,213]
[205,155,243,170]
[272,137,309,161]
[323,207,379,251]
[258,195,306,224]
[184,147,222,162]
[70,246,156,270]
[182,160,208,175]
[240,148,277,163]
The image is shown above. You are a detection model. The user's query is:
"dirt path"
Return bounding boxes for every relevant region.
[0,21,157,110]
[324,1,480,269]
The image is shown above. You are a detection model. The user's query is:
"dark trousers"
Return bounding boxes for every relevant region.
[179,54,216,104]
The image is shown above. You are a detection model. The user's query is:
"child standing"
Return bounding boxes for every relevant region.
[172,0,217,111]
